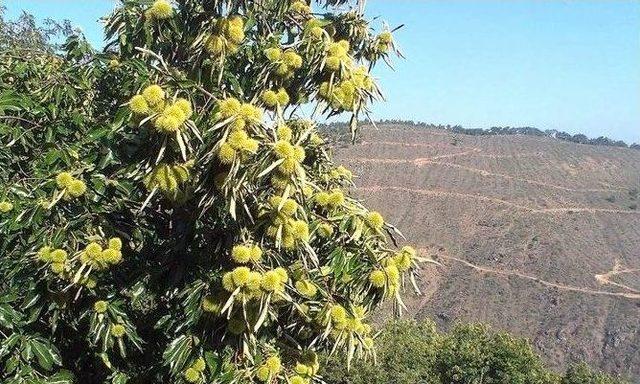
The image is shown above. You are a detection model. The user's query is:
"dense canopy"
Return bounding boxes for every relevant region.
[0,1,428,383]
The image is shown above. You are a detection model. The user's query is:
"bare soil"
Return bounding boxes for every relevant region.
[333,124,640,380]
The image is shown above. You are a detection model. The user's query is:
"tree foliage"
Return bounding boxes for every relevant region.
[561,363,627,384]
[0,1,430,383]
[321,320,629,384]
[0,7,75,52]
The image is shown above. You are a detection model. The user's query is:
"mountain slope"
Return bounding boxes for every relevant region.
[333,123,640,380]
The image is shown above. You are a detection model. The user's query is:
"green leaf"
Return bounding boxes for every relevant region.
[162,335,193,375]
[204,350,220,376]
[0,304,24,329]
[30,338,62,371]
[46,370,75,384]
[111,372,130,384]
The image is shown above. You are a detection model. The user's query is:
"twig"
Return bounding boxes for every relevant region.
[0,115,41,127]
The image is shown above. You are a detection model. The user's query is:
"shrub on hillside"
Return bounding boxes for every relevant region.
[320,320,628,384]
[561,363,626,384]
[436,323,556,384]
[321,320,441,384]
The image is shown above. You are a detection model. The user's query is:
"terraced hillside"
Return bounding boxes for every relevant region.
[332,123,640,380]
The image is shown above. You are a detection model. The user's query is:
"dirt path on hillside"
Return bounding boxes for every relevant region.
[360,140,462,149]
[417,159,618,193]
[473,152,545,159]
[358,186,640,215]
[358,185,536,211]
[360,141,546,160]
[344,155,621,193]
[422,249,640,300]
[537,207,640,214]
[430,148,482,159]
[379,129,452,136]
[595,261,640,294]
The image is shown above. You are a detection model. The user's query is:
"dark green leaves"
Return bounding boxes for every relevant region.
[30,338,63,371]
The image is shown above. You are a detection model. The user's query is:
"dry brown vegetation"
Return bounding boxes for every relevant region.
[333,123,640,380]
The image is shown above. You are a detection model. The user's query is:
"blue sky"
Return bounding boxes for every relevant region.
[5,0,640,143]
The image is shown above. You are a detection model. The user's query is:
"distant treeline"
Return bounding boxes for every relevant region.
[319,120,640,150]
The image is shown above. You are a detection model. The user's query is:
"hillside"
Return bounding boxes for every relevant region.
[332,123,640,380]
